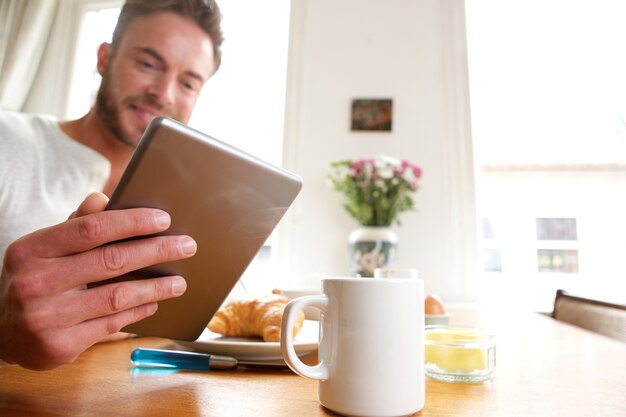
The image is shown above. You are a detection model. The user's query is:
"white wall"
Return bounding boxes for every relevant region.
[278,0,479,301]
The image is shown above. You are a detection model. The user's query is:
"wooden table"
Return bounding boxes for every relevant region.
[1,306,625,416]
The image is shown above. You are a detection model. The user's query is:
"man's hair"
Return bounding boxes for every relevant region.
[111,0,224,72]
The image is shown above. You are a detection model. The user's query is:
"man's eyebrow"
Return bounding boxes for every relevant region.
[134,47,207,84]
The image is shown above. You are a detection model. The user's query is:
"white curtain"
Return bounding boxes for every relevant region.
[0,0,59,111]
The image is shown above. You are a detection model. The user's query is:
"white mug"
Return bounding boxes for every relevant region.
[281,277,425,417]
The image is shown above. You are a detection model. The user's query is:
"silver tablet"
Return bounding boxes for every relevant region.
[92,117,302,341]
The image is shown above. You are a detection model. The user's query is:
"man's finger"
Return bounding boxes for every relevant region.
[26,303,160,370]
[69,192,110,219]
[56,275,187,327]
[35,234,196,292]
[22,208,172,258]
[70,302,160,355]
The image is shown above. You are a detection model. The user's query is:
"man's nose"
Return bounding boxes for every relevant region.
[147,73,176,107]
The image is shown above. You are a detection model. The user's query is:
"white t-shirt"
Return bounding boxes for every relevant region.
[0,111,110,259]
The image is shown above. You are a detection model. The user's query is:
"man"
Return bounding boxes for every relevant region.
[0,0,223,370]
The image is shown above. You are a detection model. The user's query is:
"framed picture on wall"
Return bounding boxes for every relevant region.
[351,98,393,132]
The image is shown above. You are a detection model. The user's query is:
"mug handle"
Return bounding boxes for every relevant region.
[280,295,329,380]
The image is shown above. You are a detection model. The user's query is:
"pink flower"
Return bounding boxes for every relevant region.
[351,160,364,170]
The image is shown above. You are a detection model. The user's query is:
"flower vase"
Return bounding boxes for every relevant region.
[348,226,398,277]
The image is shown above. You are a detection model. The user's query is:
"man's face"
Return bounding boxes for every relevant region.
[95,12,216,147]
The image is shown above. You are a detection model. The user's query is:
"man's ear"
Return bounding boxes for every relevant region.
[96,43,111,75]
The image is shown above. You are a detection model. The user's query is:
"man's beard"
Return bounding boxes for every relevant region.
[95,71,176,148]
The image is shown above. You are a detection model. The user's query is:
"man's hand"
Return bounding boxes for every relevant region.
[0,193,196,370]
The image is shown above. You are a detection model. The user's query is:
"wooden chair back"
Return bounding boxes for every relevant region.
[552,289,626,343]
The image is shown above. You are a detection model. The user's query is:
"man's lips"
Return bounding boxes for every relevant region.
[129,104,160,127]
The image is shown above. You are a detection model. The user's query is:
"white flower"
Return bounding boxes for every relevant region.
[377,164,394,179]
[374,155,400,179]
[402,168,415,182]
[334,165,350,180]
[374,179,386,190]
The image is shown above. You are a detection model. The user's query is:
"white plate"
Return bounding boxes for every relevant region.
[177,320,319,363]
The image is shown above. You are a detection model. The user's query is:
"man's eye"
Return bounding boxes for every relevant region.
[136,58,157,70]
[182,80,200,92]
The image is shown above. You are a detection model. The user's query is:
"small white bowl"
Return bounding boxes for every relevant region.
[426,313,451,326]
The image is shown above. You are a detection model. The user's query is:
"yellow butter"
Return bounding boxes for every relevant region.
[425,329,490,371]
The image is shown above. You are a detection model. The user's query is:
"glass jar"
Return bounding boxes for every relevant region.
[424,325,496,383]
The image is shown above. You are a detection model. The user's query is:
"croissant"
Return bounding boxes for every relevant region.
[208,294,305,342]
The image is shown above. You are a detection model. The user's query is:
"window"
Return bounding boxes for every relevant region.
[466,0,626,310]
[482,218,502,273]
[537,250,579,274]
[536,218,577,241]
[484,248,502,273]
[536,218,579,274]
[66,0,291,294]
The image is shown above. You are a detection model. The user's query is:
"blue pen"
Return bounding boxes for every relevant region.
[131,348,238,371]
